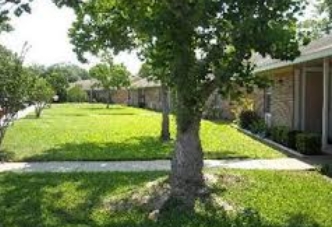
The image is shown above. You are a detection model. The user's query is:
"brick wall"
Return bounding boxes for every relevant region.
[203,90,235,120]
[145,87,162,111]
[128,90,139,107]
[251,69,295,128]
[270,71,294,128]
[113,90,129,104]
[252,89,265,117]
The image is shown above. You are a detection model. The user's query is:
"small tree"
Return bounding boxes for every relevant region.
[89,62,131,108]
[67,85,88,102]
[0,44,30,154]
[44,68,70,102]
[139,63,171,142]
[29,77,55,118]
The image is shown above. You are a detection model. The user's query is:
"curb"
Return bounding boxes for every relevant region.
[232,125,317,159]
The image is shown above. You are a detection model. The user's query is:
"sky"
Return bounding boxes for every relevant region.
[0,0,318,75]
[0,0,142,75]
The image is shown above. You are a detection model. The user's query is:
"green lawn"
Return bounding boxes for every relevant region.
[0,170,331,227]
[2,103,283,161]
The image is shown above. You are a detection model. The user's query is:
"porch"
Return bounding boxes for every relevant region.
[294,57,332,152]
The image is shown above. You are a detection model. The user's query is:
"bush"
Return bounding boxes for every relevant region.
[296,133,322,155]
[67,85,88,102]
[287,130,302,150]
[249,119,268,136]
[270,126,290,145]
[318,164,331,177]
[239,110,260,130]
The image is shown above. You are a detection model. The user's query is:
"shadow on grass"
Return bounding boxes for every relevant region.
[95,113,137,116]
[204,151,253,160]
[0,172,324,227]
[83,106,126,111]
[17,135,254,162]
[23,136,174,161]
[23,115,38,120]
[0,172,165,227]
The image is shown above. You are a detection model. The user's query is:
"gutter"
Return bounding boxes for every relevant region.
[254,47,332,74]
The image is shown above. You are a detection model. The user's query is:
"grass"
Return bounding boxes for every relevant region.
[0,170,331,227]
[2,103,283,161]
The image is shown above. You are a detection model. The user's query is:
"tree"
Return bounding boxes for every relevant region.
[298,18,331,40]
[67,85,88,102]
[43,67,70,102]
[297,0,332,40]
[0,44,30,153]
[320,0,332,18]
[29,77,55,118]
[46,63,89,83]
[67,0,305,210]
[139,63,171,142]
[89,62,131,108]
[0,0,32,34]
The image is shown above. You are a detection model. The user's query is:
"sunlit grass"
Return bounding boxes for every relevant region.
[2,103,283,161]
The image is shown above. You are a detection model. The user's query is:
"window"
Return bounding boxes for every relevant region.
[264,87,272,114]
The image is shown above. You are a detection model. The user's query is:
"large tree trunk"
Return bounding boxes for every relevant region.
[160,83,170,142]
[169,92,205,210]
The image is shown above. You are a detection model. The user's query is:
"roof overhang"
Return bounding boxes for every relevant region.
[254,47,332,74]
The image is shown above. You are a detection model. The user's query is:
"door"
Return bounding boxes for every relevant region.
[305,72,323,133]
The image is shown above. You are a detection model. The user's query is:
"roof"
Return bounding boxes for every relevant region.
[130,77,160,89]
[254,34,332,73]
[70,79,100,91]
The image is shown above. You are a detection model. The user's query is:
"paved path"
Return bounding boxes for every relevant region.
[0,158,315,173]
[16,105,36,119]
[0,105,35,125]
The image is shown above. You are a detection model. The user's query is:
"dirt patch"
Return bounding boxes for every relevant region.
[107,177,170,213]
[106,173,244,216]
[205,172,244,187]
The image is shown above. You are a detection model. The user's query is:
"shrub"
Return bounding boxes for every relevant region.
[230,97,254,121]
[67,85,88,102]
[239,110,260,130]
[318,164,331,177]
[296,133,322,155]
[249,119,268,137]
[270,126,290,145]
[287,130,302,150]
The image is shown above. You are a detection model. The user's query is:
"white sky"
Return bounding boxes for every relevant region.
[0,0,142,75]
[0,0,317,75]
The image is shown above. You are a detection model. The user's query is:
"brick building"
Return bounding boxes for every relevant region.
[252,34,332,150]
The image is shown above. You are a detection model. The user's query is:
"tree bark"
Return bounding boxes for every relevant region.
[160,83,170,142]
[106,89,111,109]
[169,92,205,210]
[35,106,41,118]
[35,103,44,118]
[0,120,8,161]
[0,128,6,148]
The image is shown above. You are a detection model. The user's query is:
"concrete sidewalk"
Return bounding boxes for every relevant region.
[0,105,35,125]
[0,158,315,173]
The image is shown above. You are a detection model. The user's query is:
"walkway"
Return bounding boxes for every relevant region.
[0,158,315,173]
[0,105,35,125]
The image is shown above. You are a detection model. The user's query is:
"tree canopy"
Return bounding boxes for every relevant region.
[29,77,55,118]
[0,0,32,33]
[89,61,130,108]
[0,44,31,151]
[90,63,130,90]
